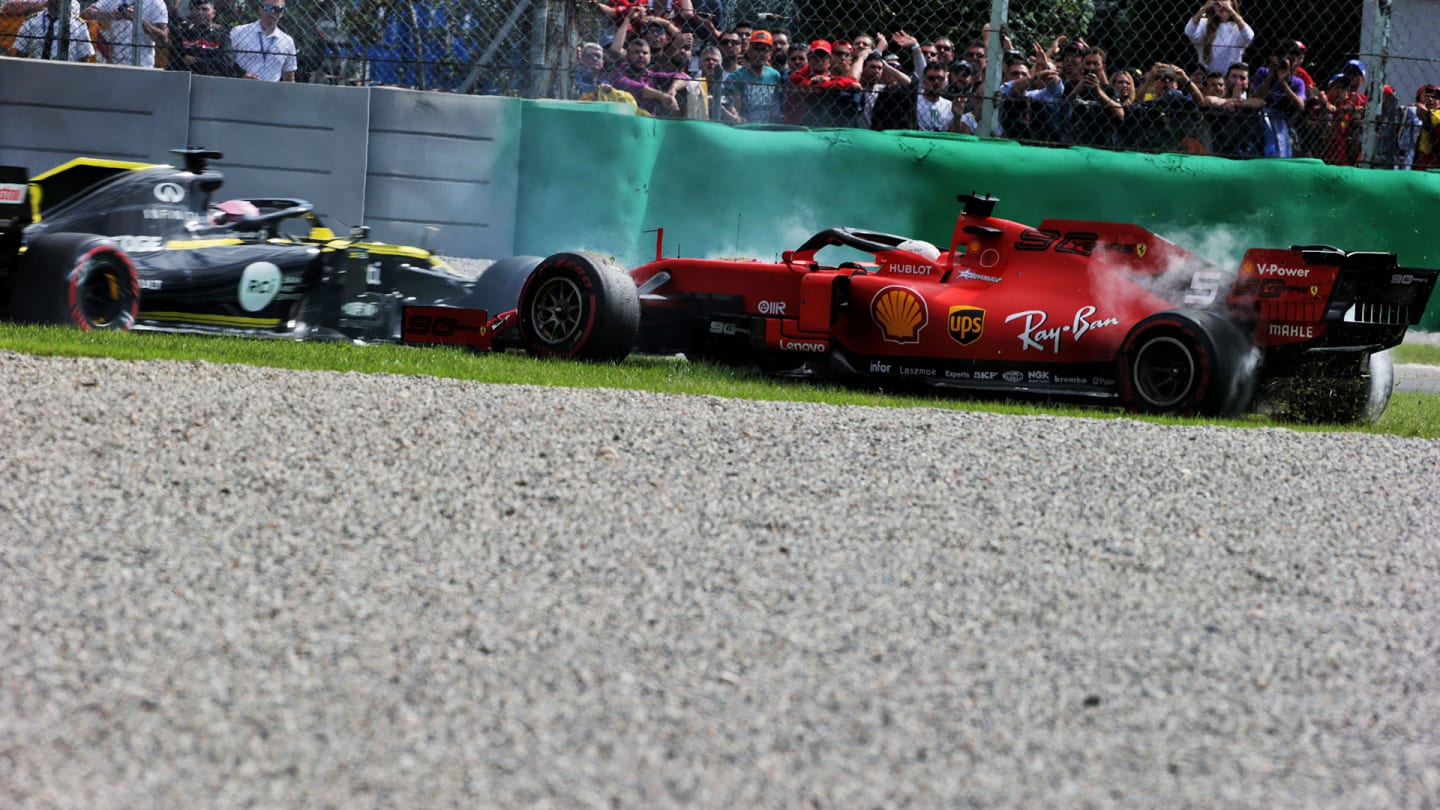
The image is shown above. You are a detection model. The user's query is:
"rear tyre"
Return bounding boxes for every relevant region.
[1277,350,1394,425]
[9,233,139,330]
[1117,310,1256,417]
[518,252,638,361]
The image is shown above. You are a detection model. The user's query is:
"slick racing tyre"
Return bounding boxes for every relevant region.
[464,255,543,314]
[1274,350,1394,425]
[1117,309,1257,418]
[9,233,140,330]
[518,252,639,361]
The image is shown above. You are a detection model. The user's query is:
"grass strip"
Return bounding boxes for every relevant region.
[3,324,1438,438]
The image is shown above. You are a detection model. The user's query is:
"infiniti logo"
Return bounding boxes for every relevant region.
[153,182,185,203]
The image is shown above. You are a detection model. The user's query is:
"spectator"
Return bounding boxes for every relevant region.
[961,40,987,78]
[1108,68,1139,146]
[996,45,1066,142]
[931,37,955,76]
[1304,73,1364,165]
[1340,59,1367,103]
[948,57,979,118]
[572,40,608,99]
[781,41,806,77]
[768,30,788,69]
[168,0,234,75]
[1204,61,1265,157]
[783,39,861,126]
[1283,40,1315,93]
[82,0,167,67]
[856,52,896,128]
[915,40,937,83]
[916,64,953,131]
[1184,1,1253,76]
[12,0,95,61]
[1132,62,1207,152]
[1066,47,1125,147]
[608,36,688,117]
[1251,48,1306,157]
[831,39,856,80]
[845,31,885,78]
[696,44,730,121]
[663,30,696,75]
[1402,85,1440,170]
[629,15,680,68]
[229,0,293,80]
[720,29,782,124]
[1056,39,1086,87]
[717,28,744,72]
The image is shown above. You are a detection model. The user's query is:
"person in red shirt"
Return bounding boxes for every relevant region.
[783,39,861,125]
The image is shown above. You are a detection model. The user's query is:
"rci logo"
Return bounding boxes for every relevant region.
[947,306,984,345]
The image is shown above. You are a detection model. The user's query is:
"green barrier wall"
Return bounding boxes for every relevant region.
[513,102,1440,330]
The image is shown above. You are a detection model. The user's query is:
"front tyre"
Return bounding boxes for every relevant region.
[10,234,140,330]
[1117,310,1256,418]
[518,252,638,361]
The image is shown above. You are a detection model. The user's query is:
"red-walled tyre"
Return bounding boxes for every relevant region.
[518,251,638,361]
[1117,310,1257,418]
[9,233,139,331]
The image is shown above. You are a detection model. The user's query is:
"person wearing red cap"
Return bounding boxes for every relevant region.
[782,38,860,125]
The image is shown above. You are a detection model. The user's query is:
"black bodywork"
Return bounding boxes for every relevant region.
[1,150,530,343]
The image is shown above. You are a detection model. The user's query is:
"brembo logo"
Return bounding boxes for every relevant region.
[0,183,24,203]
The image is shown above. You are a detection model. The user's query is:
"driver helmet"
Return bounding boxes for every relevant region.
[210,199,260,225]
[897,238,941,261]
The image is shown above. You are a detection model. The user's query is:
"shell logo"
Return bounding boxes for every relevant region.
[871,286,927,343]
[1242,260,1254,275]
[1135,243,1147,258]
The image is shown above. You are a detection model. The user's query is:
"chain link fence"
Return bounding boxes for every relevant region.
[6,0,1437,167]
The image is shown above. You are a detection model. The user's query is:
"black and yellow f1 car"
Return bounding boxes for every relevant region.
[0,149,536,342]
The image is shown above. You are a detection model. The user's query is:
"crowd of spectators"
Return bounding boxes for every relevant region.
[3,0,318,79]
[566,0,1440,169]
[6,0,1440,168]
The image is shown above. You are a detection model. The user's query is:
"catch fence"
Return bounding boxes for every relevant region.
[19,0,1439,168]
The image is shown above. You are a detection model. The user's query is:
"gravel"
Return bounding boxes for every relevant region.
[2,351,1439,809]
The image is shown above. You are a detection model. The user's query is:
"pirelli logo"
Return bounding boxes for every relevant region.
[947,305,984,345]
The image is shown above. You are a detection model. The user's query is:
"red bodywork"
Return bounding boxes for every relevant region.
[615,196,1433,401]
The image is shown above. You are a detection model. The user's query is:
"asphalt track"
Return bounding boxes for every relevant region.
[2,351,1438,808]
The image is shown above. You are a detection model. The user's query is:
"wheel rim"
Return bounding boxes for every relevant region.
[529,275,586,346]
[76,255,135,329]
[1132,335,1196,408]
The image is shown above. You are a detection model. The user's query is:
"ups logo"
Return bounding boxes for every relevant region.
[947,306,984,345]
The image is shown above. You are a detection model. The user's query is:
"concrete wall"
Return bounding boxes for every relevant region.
[0,56,517,258]
[5,55,1440,328]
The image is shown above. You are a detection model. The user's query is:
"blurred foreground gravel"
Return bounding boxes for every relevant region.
[2,351,1438,808]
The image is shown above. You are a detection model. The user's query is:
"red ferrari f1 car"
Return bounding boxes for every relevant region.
[481,194,1436,424]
